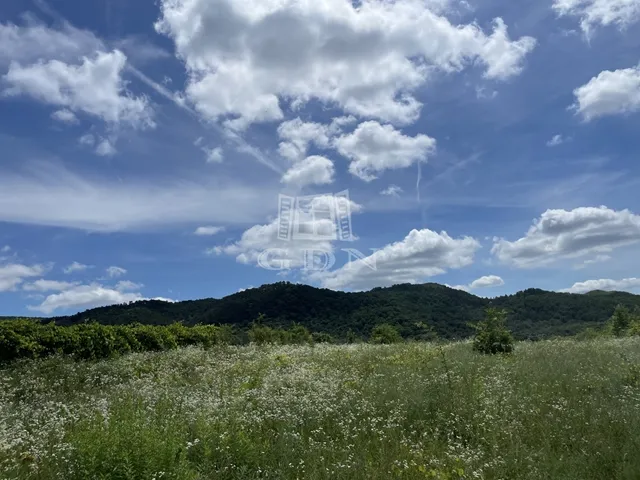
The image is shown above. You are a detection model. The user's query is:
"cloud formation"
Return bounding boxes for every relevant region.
[572,64,640,121]
[156,0,535,128]
[560,277,640,293]
[492,206,640,267]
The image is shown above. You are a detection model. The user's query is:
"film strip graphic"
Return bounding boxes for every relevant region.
[334,190,353,242]
[277,191,354,242]
[277,194,295,241]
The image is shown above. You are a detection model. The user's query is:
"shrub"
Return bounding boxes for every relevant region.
[610,305,632,337]
[370,323,402,344]
[312,332,334,344]
[471,307,514,355]
[289,324,313,344]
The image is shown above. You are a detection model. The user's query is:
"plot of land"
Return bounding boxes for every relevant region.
[2,339,640,479]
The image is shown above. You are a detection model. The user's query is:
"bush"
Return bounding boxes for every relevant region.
[289,324,313,344]
[312,332,334,344]
[370,324,402,344]
[471,308,514,355]
[0,319,233,364]
[610,305,632,337]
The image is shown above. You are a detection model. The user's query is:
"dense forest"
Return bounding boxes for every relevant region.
[40,282,640,340]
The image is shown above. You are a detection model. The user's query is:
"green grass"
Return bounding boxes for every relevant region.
[1,338,640,479]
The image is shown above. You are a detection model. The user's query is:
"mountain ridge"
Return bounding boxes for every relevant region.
[44,282,640,340]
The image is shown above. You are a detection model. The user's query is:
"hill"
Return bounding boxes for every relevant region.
[49,282,640,340]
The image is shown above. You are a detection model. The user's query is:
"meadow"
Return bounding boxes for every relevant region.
[1,338,640,479]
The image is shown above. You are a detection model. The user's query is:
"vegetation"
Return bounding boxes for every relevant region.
[471,308,514,355]
[44,282,640,341]
[369,323,403,344]
[1,338,640,479]
[0,320,232,363]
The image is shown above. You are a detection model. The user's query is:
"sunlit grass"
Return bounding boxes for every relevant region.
[2,338,640,479]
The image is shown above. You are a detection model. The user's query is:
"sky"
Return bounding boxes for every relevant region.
[1,0,640,316]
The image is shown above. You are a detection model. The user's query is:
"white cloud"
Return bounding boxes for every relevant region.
[3,50,154,129]
[78,133,95,146]
[106,266,127,278]
[447,275,504,293]
[212,195,362,269]
[28,283,143,314]
[95,138,117,156]
[281,155,335,187]
[1,245,10,253]
[113,36,171,64]
[469,275,505,289]
[194,226,225,236]
[115,280,143,291]
[575,253,612,269]
[560,277,640,294]
[150,296,177,303]
[0,263,47,291]
[63,262,92,274]
[156,0,535,128]
[0,163,275,231]
[51,108,79,124]
[492,206,640,267]
[22,279,78,292]
[205,146,224,163]
[0,20,103,66]
[277,118,336,162]
[546,134,565,146]
[572,64,640,121]
[553,0,640,35]
[334,121,436,181]
[313,228,480,291]
[381,185,403,197]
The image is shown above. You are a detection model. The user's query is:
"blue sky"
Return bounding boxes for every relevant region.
[1,0,640,316]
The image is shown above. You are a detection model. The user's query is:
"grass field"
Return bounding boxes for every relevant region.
[2,338,640,479]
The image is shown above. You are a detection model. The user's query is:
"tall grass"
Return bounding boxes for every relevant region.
[1,338,640,479]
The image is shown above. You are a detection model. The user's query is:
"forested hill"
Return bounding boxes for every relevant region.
[49,282,640,340]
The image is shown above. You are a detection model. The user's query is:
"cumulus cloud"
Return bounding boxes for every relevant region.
[95,138,117,156]
[0,20,103,67]
[492,206,640,267]
[546,134,566,146]
[51,108,79,124]
[204,146,224,163]
[447,275,505,292]
[156,0,535,128]
[63,262,92,274]
[553,0,640,35]
[470,275,505,289]
[312,228,480,291]
[381,185,404,197]
[194,226,225,236]
[0,263,47,291]
[115,280,143,291]
[106,266,127,278]
[572,64,640,121]
[277,118,336,162]
[212,195,362,269]
[281,155,335,187]
[334,121,436,181]
[3,50,154,129]
[78,133,95,146]
[22,279,78,292]
[560,277,640,293]
[28,283,143,314]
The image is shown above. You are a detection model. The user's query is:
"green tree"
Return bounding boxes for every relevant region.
[370,323,402,344]
[471,307,514,355]
[610,305,632,337]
